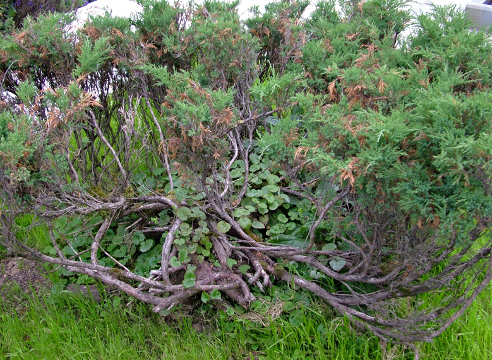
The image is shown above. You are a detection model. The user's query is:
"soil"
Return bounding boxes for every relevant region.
[0,257,52,298]
[0,257,102,303]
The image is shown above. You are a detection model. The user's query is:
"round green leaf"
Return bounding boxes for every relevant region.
[285,222,296,230]
[322,243,337,252]
[187,243,198,254]
[267,173,280,184]
[234,208,251,217]
[330,257,346,272]
[113,245,127,258]
[289,313,303,326]
[177,207,191,221]
[268,202,280,211]
[170,256,181,267]
[140,239,154,253]
[259,206,269,215]
[238,216,252,230]
[277,214,288,223]
[183,277,195,288]
[179,249,190,263]
[259,214,269,224]
[217,221,231,234]
[238,265,251,274]
[132,231,145,245]
[244,205,256,212]
[210,289,221,300]
[179,222,192,236]
[227,258,237,268]
[264,193,276,204]
[191,207,206,220]
[250,153,261,164]
[252,220,265,229]
[283,301,295,311]
[201,292,210,303]
[267,184,280,192]
[44,246,57,256]
[183,269,196,288]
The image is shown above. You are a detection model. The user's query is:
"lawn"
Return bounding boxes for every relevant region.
[1,273,491,360]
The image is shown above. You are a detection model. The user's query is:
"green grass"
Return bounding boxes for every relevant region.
[1,281,491,360]
[0,286,235,360]
[417,287,492,360]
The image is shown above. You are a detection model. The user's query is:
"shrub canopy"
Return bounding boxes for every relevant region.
[1,0,492,350]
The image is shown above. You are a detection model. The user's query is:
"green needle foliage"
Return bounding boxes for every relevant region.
[1,0,492,353]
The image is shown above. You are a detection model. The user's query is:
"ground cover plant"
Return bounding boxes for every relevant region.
[1,0,492,357]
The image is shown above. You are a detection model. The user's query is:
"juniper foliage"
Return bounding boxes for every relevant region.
[1,0,492,353]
